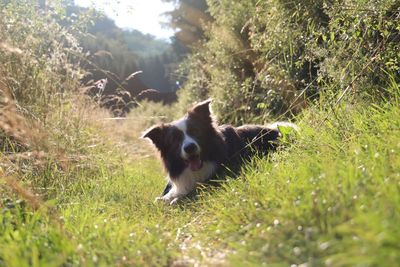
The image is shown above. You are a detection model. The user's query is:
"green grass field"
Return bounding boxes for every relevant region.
[1,88,399,266]
[1,1,399,266]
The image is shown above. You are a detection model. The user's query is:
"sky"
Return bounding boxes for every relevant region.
[74,0,176,39]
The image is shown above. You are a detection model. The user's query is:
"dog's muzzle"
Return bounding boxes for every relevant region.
[182,142,202,171]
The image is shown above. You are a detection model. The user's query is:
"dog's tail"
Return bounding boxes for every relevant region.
[267,121,299,133]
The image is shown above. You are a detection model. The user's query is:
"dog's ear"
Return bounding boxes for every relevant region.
[189,99,212,119]
[141,125,164,149]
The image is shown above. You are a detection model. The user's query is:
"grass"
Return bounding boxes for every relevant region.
[1,2,399,266]
[1,87,399,266]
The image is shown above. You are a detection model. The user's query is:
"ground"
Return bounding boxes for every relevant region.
[1,96,400,266]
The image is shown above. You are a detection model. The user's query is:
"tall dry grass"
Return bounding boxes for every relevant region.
[0,2,161,203]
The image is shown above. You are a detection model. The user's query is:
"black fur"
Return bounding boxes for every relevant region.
[161,124,281,196]
[142,99,287,200]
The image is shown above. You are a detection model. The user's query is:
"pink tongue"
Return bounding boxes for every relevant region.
[189,158,203,171]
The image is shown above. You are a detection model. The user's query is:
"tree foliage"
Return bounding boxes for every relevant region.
[173,0,400,124]
[163,0,211,48]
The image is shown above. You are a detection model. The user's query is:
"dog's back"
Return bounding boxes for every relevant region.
[217,124,281,174]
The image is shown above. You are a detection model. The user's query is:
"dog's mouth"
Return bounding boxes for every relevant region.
[184,155,203,171]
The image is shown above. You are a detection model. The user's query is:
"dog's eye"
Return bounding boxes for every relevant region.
[187,124,203,139]
[166,128,184,148]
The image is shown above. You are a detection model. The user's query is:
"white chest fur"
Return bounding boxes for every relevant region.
[160,161,217,204]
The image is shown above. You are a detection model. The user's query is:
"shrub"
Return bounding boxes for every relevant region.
[176,0,400,124]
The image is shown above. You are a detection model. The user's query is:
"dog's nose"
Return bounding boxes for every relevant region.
[184,143,198,154]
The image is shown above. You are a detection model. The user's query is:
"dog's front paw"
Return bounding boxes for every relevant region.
[169,197,180,205]
[155,194,182,205]
[154,196,164,203]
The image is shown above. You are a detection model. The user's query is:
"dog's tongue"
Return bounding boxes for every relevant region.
[188,158,203,171]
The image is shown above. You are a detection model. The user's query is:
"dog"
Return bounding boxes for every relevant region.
[142,99,297,205]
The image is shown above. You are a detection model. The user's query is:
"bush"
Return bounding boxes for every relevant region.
[176,0,400,124]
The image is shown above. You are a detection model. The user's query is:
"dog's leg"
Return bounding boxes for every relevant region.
[154,181,182,205]
[155,177,197,205]
[162,182,172,196]
[156,187,184,205]
[154,181,177,204]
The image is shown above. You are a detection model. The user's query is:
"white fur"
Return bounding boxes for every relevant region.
[156,118,214,205]
[173,118,201,160]
[159,161,217,205]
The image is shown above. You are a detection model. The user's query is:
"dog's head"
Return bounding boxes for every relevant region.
[142,99,221,179]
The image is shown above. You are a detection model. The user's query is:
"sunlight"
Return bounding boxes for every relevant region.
[74,0,176,39]
[2,1,398,265]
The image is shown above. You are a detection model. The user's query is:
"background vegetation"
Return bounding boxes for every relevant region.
[174,0,399,124]
[0,0,399,266]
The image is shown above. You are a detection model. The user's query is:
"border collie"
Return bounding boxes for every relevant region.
[142,99,297,205]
